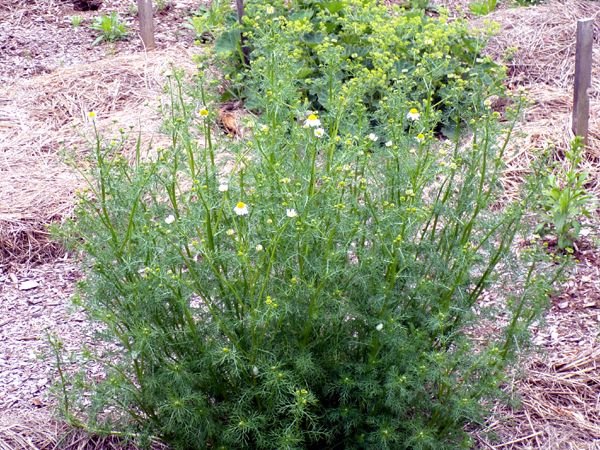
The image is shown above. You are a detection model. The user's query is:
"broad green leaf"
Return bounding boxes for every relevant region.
[215,29,241,55]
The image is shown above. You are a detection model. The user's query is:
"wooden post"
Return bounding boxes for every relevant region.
[137,0,156,50]
[572,18,593,144]
[235,0,250,66]
[235,0,245,23]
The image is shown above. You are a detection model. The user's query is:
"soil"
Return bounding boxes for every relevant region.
[0,0,198,83]
[1,0,599,449]
[0,259,83,413]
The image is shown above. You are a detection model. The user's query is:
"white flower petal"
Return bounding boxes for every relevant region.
[406,109,421,121]
[234,202,249,216]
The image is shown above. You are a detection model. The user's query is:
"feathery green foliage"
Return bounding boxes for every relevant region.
[55,1,558,448]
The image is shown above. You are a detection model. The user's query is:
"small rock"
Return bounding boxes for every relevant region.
[19,280,39,291]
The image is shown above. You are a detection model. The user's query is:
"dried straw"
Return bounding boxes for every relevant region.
[0,45,200,266]
[0,411,169,450]
[484,0,600,94]
[470,4,600,447]
[474,346,600,449]
[477,0,600,201]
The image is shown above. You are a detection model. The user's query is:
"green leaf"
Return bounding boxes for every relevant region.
[289,10,314,21]
[215,29,241,55]
[301,32,325,45]
[469,1,492,15]
[322,0,345,13]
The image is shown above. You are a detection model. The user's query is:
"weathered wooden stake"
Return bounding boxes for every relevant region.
[572,18,593,144]
[235,0,245,23]
[235,0,250,66]
[137,0,156,50]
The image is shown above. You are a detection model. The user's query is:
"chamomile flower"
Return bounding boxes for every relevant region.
[218,183,229,192]
[88,111,97,120]
[164,214,175,224]
[385,140,393,148]
[226,229,235,236]
[368,133,378,142]
[415,133,425,143]
[265,5,275,14]
[314,127,325,138]
[286,208,298,218]
[304,113,321,128]
[255,244,264,252]
[406,108,420,121]
[375,323,384,331]
[234,201,249,216]
[198,108,209,118]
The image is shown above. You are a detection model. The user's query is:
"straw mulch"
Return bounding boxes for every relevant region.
[485,0,600,94]
[475,347,600,449]
[0,412,60,450]
[468,2,600,448]
[0,45,200,266]
[0,411,169,450]
[483,0,600,193]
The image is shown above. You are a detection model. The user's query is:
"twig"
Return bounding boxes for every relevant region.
[492,430,544,448]
[524,407,542,448]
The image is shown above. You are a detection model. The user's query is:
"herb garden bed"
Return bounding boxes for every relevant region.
[1,0,599,448]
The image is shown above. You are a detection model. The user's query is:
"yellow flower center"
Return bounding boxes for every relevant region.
[409,108,418,114]
[307,114,318,121]
[236,201,246,209]
[199,108,209,117]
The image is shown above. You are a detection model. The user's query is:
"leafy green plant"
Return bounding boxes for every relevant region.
[70,15,84,28]
[90,12,129,45]
[184,0,236,43]
[54,2,557,448]
[514,0,541,6]
[469,0,497,16]
[537,137,594,250]
[212,0,504,131]
[58,92,551,450]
